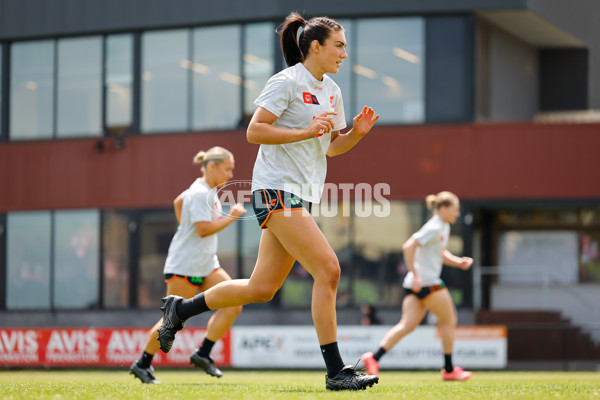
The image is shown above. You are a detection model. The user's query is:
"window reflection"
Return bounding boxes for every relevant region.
[53,210,100,308]
[106,34,133,134]
[243,23,274,123]
[356,18,424,123]
[57,37,102,137]
[142,30,189,133]
[192,25,242,130]
[138,211,177,308]
[10,40,54,140]
[6,212,52,309]
[103,211,130,308]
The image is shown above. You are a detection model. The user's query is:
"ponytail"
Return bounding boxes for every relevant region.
[425,191,458,210]
[278,12,343,67]
[193,146,233,167]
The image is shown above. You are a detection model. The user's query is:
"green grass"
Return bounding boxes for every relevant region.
[0,369,598,399]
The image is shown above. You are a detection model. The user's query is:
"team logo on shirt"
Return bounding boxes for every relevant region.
[303,92,320,105]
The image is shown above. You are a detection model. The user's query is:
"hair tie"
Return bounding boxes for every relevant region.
[296,26,303,47]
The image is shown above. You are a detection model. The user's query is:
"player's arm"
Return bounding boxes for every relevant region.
[247,107,335,144]
[402,237,422,292]
[193,204,247,238]
[442,249,473,270]
[173,194,183,224]
[327,106,379,156]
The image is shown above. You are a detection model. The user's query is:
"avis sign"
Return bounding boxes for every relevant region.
[0,328,231,367]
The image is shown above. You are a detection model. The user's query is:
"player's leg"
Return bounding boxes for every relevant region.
[158,228,296,352]
[424,288,471,380]
[190,268,243,378]
[361,294,427,375]
[131,277,197,383]
[265,209,378,390]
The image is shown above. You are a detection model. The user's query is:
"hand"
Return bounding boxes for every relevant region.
[352,106,380,137]
[458,257,473,270]
[304,111,336,139]
[411,274,422,293]
[229,203,247,219]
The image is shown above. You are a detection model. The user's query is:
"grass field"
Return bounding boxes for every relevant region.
[0,369,598,399]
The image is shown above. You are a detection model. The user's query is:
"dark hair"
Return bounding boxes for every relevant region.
[277,12,343,67]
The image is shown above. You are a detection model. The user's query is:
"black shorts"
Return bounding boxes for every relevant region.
[252,189,311,229]
[405,281,446,300]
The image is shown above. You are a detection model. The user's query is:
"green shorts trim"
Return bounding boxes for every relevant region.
[405,281,446,300]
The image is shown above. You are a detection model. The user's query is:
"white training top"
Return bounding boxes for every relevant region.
[251,63,347,203]
[403,214,450,288]
[163,178,222,277]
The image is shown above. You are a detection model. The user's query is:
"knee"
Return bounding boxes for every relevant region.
[225,305,243,318]
[250,284,278,303]
[314,256,341,289]
[439,314,457,327]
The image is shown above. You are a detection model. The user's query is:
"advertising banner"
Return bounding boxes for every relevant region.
[231,325,507,369]
[0,328,231,367]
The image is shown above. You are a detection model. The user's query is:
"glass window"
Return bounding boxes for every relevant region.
[240,204,261,279]
[216,205,239,279]
[580,231,600,283]
[6,212,51,309]
[10,40,54,140]
[352,201,423,307]
[243,23,275,122]
[0,44,3,136]
[53,210,100,308]
[333,19,353,124]
[142,29,189,133]
[57,37,102,137]
[138,210,177,308]
[192,25,242,130]
[106,34,133,134]
[355,18,424,124]
[103,211,130,308]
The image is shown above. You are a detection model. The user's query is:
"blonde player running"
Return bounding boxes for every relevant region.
[361,191,473,381]
[157,12,380,391]
[130,147,246,384]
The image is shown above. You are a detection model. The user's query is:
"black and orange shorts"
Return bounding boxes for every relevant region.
[164,273,205,288]
[252,189,311,229]
[405,281,446,300]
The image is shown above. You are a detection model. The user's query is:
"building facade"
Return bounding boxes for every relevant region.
[0,0,599,338]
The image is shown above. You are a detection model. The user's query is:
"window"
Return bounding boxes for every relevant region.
[355,18,424,124]
[243,23,275,122]
[53,210,100,308]
[137,211,177,308]
[106,34,133,134]
[192,25,242,130]
[10,40,55,140]
[102,211,130,308]
[56,37,102,137]
[6,212,52,309]
[142,30,189,133]
[333,19,353,124]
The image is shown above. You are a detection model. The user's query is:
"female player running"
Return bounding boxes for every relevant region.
[157,12,380,390]
[130,146,246,384]
[361,191,473,381]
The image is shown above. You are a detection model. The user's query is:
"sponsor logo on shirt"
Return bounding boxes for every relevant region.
[303,92,320,105]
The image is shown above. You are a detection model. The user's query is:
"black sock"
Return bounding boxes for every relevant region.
[136,351,153,369]
[197,338,216,358]
[320,342,345,378]
[444,353,453,373]
[176,292,211,320]
[373,347,387,362]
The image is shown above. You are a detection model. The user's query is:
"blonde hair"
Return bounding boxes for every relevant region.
[193,146,233,167]
[425,191,459,210]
